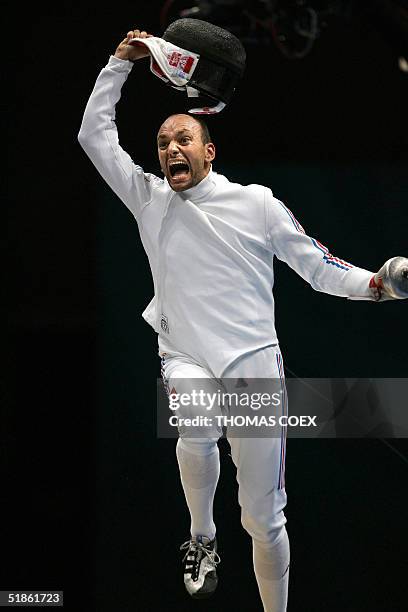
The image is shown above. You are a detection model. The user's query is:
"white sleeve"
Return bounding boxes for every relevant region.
[78,55,161,218]
[265,191,373,299]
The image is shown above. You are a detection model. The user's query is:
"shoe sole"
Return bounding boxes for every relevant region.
[189,573,218,599]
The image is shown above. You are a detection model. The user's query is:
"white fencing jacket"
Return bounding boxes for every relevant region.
[78,56,373,377]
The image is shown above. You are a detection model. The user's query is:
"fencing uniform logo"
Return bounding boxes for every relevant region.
[161,314,170,334]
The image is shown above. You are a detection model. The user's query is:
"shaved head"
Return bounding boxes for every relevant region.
[158,114,211,145]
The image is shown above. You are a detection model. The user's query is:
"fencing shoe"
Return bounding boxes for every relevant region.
[180,535,220,599]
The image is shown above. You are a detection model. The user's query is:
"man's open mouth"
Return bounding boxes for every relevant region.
[169,161,190,178]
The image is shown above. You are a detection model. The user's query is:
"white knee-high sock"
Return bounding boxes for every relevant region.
[176,439,220,540]
[253,527,290,612]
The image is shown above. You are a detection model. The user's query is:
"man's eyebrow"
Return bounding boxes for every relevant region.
[157,129,193,141]
[175,129,193,136]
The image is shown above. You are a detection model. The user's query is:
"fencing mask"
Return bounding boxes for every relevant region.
[130,18,246,114]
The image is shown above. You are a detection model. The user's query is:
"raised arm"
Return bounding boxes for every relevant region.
[266,192,395,301]
[78,30,159,217]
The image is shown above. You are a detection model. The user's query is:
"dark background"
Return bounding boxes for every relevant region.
[4,1,408,611]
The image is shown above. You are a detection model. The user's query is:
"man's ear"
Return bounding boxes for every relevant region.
[205,142,216,162]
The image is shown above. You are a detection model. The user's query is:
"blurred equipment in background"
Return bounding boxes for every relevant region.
[159,0,408,64]
[367,0,408,70]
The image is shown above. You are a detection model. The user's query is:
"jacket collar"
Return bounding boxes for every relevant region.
[170,168,217,203]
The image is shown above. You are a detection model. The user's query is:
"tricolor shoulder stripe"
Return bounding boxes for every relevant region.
[278,200,305,234]
[311,238,329,254]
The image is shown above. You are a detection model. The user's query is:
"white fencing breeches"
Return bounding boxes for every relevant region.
[160,342,289,611]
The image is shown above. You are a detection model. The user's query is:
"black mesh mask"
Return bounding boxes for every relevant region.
[162,18,246,114]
